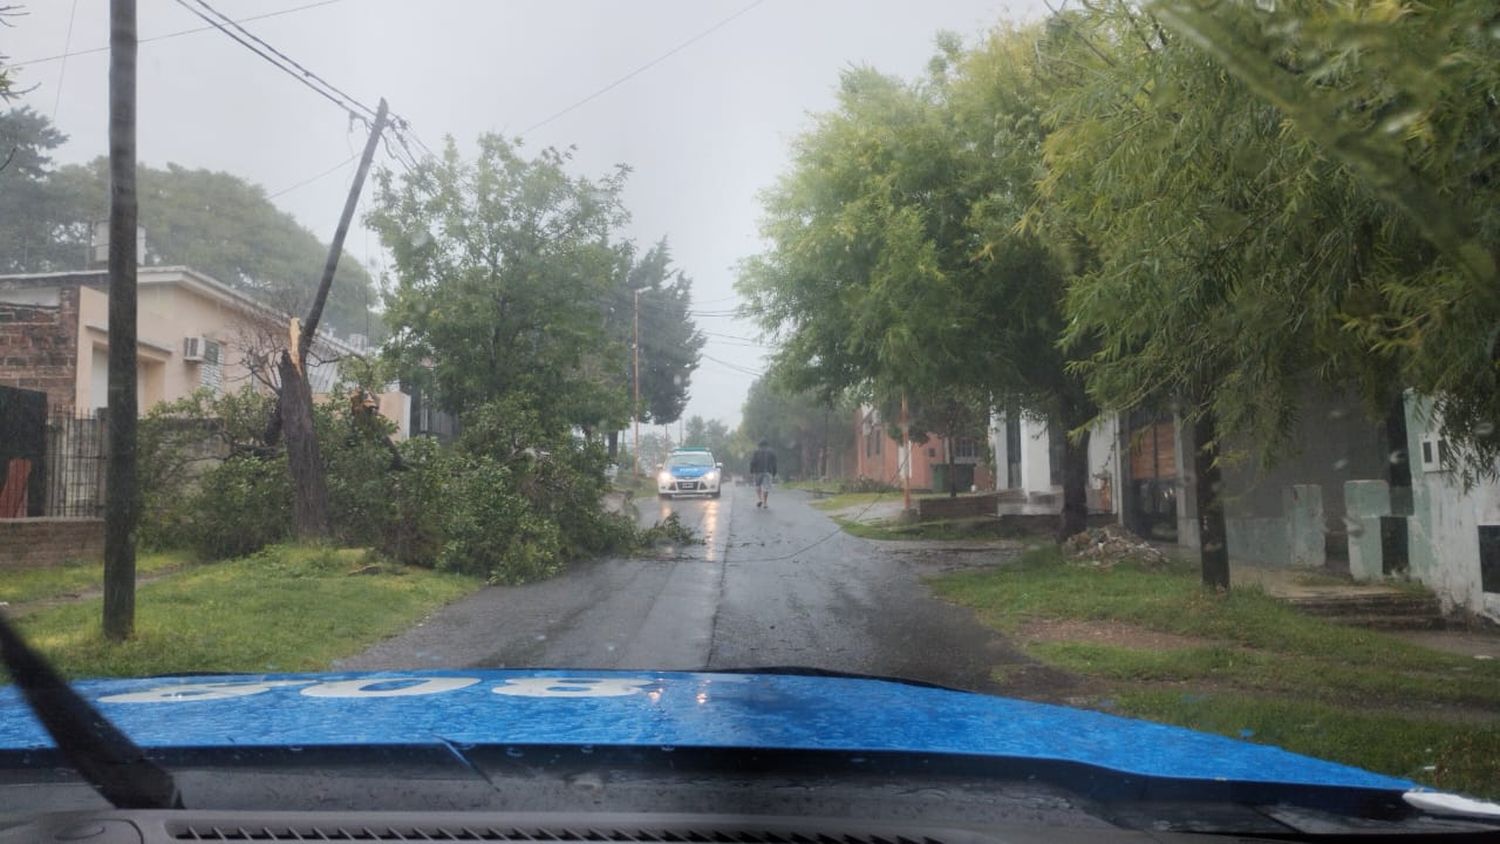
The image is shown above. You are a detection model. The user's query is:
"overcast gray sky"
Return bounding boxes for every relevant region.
[7,0,1046,427]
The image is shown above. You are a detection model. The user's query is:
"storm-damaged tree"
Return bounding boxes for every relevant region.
[368,134,631,435]
[267,100,388,539]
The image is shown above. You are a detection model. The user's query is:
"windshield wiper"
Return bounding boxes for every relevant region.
[0,612,181,809]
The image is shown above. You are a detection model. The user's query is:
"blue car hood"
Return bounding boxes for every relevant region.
[0,669,1409,794]
[668,465,713,478]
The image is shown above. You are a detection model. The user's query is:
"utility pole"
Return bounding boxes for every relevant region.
[633,288,641,476]
[277,98,389,539]
[900,391,912,513]
[102,0,137,642]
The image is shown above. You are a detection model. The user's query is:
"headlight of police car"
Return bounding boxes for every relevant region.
[658,471,672,484]
[705,471,719,484]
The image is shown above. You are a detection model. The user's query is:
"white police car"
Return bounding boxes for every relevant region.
[657,447,722,499]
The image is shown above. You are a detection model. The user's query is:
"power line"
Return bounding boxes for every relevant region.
[185,0,376,120]
[267,151,360,199]
[8,0,343,70]
[171,0,369,120]
[49,0,80,120]
[521,0,766,136]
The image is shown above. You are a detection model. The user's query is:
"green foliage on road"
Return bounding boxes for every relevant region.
[14,545,482,678]
[0,108,380,335]
[935,547,1500,797]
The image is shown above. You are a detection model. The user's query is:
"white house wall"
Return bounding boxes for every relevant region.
[1405,394,1500,619]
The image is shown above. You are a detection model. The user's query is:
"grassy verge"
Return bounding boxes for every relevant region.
[809,491,893,511]
[15,545,483,678]
[1,550,194,606]
[932,546,1500,798]
[835,516,1048,543]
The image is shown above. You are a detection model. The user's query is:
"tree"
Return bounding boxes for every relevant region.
[0,128,381,336]
[1036,3,1425,587]
[603,238,705,446]
[738,375,855,480]
[0,107,70,269]
[368,135,631,435]
[683,415,734,462]
[1151,0,1500,478]
[739,40,1100,534]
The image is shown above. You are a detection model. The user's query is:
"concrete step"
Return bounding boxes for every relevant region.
[1323,613,1447,631]
[1285,592,1444,630]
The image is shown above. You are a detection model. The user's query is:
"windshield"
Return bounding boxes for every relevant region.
[0,0,1498,826]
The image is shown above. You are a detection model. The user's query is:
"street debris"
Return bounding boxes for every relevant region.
[1063,525,1166,568]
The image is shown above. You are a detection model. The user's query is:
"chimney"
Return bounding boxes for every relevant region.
[88,221,146,269]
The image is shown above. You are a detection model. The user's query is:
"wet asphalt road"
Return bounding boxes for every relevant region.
[338,484,1023,693]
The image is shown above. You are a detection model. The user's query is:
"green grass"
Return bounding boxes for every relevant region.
[1113,690,1500,799]
[1,550,194,606]
[810,491,894,511]
[15,545,483,678]
[934,545,1500,798]
[835,516,1048,543]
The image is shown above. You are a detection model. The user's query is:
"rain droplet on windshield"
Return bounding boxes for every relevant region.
[1389,449,1407,465]
[1333,458,1349,471]
[1476,421,1496,437]
[1253,0,1276,11]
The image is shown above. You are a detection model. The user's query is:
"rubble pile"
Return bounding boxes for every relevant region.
[1063,524,1166,567]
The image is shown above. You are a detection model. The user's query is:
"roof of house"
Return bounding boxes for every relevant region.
[0,266,368,357]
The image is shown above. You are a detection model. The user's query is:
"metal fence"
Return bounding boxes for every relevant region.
[43,409,108,518]
[1,387,107,519]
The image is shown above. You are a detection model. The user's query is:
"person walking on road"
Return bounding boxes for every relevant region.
[750,440,778,509]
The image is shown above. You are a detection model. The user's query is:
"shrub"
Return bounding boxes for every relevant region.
[183,454,293,560]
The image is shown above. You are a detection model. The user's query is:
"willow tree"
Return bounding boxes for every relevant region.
[739,40,1101,535]
[1153,0,1500,479]
[1036,4,1418,587]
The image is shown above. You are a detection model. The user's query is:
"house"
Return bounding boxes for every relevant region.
[1099,386,1499,622]
[853,405,994,492]
[987,411,1123,518]
[0,266,408,435]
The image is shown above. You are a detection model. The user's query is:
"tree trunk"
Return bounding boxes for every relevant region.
[1193,412,1231,591]
[278,352,330,539]
[607,430,619,459]
[1058,426,1091,541]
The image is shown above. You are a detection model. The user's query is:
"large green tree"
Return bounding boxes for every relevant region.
[368,135,631,435]
[1151,0,1500,477]
[0,112,380,336]
[739,38,1100,533]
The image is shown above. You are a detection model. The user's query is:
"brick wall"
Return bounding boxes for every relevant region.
[0,287,80,409]
[917,493,1000,521]
[0,517,104,569]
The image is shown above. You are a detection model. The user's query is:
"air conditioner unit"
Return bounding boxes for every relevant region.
[183,336,208,362]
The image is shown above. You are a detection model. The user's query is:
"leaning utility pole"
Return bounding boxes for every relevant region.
[633,288,642,476]
[900,392,912,513]
[278,98,388,539]
[102,0,138,642]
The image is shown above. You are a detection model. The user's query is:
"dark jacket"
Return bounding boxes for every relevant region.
[749,447,777,476]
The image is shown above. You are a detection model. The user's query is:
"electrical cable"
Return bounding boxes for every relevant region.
[521,0,766,135]
[267,151,360,199]
[171,0,367,120]
[186,0,377,119]
[7,0,344,70]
